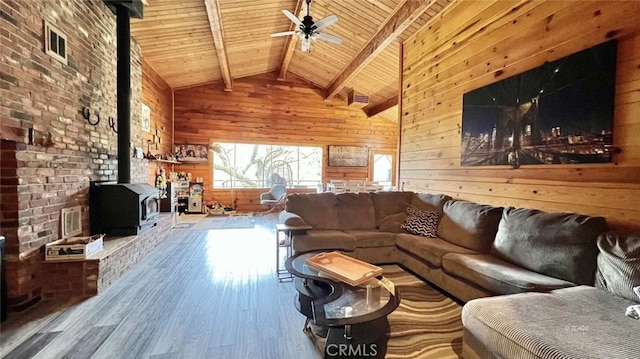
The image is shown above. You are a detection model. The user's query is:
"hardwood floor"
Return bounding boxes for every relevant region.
[0,214,319,359]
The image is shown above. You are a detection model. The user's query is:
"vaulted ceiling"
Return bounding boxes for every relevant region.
[131,0,453,121]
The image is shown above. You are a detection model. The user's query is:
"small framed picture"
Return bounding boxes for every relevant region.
[141,103,151,133]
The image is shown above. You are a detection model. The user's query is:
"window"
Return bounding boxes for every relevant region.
[44,20,68,65]
[211,143,322,188]
[371,152,394,189]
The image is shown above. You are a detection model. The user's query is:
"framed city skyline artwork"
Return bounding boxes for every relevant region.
[460,40,617,167]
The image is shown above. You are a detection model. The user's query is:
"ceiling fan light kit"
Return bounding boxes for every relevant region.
[270,0,342,53]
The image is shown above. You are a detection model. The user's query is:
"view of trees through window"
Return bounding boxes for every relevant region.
[373,154,393,186]
[211,143,322,188]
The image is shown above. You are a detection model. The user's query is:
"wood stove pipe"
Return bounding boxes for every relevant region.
[104,0,143,183]
[116,5,131,183]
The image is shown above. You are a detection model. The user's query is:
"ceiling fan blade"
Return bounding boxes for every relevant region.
[281,9,303,26]
[270,31,297,37]
[313,14,338,30]
[316,32,342,45]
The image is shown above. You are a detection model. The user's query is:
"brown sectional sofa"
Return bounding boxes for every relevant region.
[279,191,604,301]
[279,191,640,358]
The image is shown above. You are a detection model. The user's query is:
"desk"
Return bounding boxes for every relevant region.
[275,223,312,282]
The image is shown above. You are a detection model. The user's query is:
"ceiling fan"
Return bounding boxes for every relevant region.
[270,0,342,53]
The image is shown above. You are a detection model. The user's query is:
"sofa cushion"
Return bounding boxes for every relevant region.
[343,230,397,248]
[462,286,640,359]
[396,233,478,268]
[378,212,408,233]
[443,253,575,295]
[437,200,502,253]
[370,191,414,228]
[595,232,640,302]
[410,193,451,213]
[401,207,439,237]
[491,207,607,285]
[285,193,340,229]
[336,193,376,230]
[292,230,356,253]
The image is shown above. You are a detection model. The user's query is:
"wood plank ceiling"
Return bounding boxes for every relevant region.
[131,0,453,121]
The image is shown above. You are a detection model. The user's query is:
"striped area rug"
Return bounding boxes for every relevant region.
[382,265,463,359]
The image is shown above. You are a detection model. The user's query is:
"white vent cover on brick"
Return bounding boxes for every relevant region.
[61,206,82,238]
[44,20,68,65]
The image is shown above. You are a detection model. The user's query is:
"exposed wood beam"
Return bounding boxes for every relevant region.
[324,0,435,100]
[366,96,398,118]
[277,0,305,81]
[204,0,233,91]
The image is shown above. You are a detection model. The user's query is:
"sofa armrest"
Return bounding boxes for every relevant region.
[279,211,308,227]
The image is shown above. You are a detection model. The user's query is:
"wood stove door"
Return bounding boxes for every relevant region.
[142,196,159,220]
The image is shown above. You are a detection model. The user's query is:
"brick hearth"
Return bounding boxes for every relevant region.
[41,214,173,300]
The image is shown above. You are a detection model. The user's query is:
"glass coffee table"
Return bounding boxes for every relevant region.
[285,251,400,359]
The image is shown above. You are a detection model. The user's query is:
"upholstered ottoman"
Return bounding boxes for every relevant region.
[462,285,639,359]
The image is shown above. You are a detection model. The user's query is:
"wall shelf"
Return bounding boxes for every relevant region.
[152,159,181,164]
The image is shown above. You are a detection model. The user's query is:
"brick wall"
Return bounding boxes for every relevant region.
[0,0,153,311]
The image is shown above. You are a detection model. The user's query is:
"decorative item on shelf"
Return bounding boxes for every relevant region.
[108,116,117,133]
[155,166,168,199]
[133,147,144,159]
[82,107,100,126]
[177,171,188,181]
[146,140,155,158]
[154,127,162,150]
[165,153,177,162]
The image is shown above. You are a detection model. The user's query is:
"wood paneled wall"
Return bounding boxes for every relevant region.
[401,0,640,232]
[173,73,398,211]
[141,59,174,185]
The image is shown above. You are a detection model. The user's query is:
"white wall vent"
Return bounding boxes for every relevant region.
[61,206,82,238]
[44,20,68,65]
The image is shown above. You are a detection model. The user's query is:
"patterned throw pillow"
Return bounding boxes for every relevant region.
[401,207,440,237]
